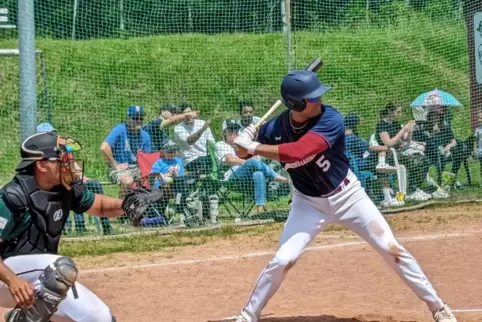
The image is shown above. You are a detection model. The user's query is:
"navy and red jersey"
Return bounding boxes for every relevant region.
[257,105,349,197]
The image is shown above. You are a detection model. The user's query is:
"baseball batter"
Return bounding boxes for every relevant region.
[0,132,161,321]
[232,70,457,322]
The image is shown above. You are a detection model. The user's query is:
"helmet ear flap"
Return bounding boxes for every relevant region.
[282,93,306,112]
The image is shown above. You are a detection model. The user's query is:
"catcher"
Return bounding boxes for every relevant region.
[0,131,162,322]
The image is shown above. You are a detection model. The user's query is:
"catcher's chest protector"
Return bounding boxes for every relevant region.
[1,174,71,259]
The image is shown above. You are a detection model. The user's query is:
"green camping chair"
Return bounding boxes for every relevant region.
[207,141,256,219]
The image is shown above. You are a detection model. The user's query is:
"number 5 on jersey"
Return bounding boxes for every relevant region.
[316,155,331,172]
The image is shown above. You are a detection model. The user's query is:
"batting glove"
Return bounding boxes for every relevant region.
[243,124,257,140]
[234,132,260,155]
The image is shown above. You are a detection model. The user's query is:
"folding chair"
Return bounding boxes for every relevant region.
[137,151,206,228]
[133,151,172,227]
[207,142,257,220]
[368,134,407,198]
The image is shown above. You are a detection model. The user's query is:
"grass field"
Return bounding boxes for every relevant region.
[0,17,471,185]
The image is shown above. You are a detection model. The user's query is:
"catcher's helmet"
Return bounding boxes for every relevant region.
[280,70,331,112]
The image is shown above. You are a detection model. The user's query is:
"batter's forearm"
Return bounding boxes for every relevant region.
[253,144,281,161]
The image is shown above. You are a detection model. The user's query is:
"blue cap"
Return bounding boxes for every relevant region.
[36,122,56,133]
[127,105,145,117]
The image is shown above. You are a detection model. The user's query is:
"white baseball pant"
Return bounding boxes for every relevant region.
[241,170,445,321]
[0,254,113,322]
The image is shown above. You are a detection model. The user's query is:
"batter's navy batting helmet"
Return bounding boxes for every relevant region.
[280,70,331,112]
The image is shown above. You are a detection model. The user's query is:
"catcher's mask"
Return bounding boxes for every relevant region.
[56,137,84,190]
[16,132,84,190]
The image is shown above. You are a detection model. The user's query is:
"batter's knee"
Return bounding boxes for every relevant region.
[273,249,300,274]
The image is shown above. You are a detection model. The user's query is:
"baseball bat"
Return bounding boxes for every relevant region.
[254,58,323,129]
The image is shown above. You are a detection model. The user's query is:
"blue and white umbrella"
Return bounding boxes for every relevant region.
[410,88,463,108]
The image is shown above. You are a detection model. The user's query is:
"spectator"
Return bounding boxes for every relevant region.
[473,110,482,186]
[425,108,458,185]
[151,140,184,187]
[345,113,382,171]
[222,101,261,132]
[174,104,215,176]
[143,104,200,152]
[374,102,431,205]
[37,122,56,133]
[101,105,151,198]
[345,113,389,176]
[215,119,289,213]
[36,123,113,235]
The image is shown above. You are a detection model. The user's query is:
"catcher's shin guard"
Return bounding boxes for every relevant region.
[6,256,78,322]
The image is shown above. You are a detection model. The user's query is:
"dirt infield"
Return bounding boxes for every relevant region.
[7,204,482,322]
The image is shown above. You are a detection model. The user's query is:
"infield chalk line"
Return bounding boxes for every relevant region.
[453,309,482,313]
[82,231,479,275]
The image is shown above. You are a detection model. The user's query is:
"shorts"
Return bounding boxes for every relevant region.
[108,166,140,184]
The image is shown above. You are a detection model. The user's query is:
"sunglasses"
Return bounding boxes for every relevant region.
[57,137,82,153]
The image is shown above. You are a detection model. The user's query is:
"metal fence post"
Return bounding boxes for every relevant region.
[282,0,292,71]
[18,0,37,142]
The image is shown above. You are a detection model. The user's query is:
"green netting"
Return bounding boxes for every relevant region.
[0,0,481,237]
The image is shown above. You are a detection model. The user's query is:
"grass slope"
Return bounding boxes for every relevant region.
[0,18,471,185]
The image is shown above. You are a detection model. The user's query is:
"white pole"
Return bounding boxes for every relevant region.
[366,0,369,24]
[18,0,37,141]
[285,0,292,71]
[72,0,79,40]
[120,0,125,31]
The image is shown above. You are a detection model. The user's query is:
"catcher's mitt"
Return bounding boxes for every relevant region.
[122,188,164,226]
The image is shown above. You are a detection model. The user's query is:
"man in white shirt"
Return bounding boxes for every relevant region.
[174,105,216,176]
[215,120,289,214]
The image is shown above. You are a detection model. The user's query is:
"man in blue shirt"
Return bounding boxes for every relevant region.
[101,105,151,198]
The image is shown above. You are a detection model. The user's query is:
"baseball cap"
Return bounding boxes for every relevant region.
[36,122,56,133]
[161,140,179,152]
[126,105,145,118]
[16,132,82,171]
[344,113,361,129]
[224,119,241,133]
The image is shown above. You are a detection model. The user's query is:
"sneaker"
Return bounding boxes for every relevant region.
[418,189,433,200]
[432,189,450,199]
[433,304,457,322]
[235,312,250,322]
[376,163,397,174]
[380,199,405,208]
[406,189,430,202]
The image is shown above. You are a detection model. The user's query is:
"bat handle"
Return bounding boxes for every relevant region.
[255,100,283,129]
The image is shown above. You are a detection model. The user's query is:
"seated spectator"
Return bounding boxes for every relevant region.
[174,104,215,176]
[344,113,382,172]
[148,140,198,227]
[374,102,431,206]
[143,104,199,152]
[473,111,482,184]
[222,101,261,132]
[215,120,289,213]
[101,105,151,199]
[151,140,184,187]
[425,107,459,185]
[36,123,113,235]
